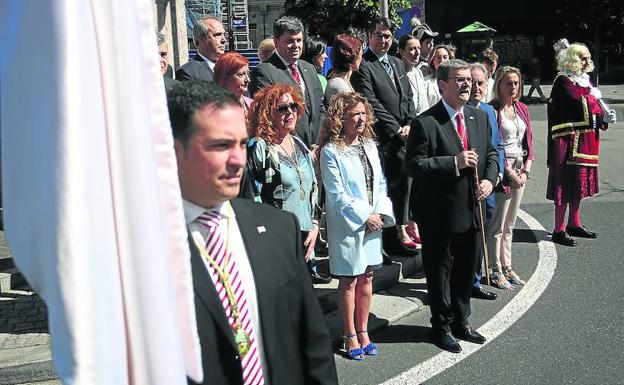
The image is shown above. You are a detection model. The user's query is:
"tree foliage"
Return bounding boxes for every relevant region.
[284,0,411,42]
[556,0,624,41]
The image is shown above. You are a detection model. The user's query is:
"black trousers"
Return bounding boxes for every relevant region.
[419,225,481,332]
[382,149,409,226]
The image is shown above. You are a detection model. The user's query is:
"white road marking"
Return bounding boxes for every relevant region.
[381,209,557,385]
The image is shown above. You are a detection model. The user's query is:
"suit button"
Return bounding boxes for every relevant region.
[234,355,239,361]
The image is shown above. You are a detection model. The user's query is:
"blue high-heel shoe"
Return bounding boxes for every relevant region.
[357,330,379,356]
[342,334,365,361]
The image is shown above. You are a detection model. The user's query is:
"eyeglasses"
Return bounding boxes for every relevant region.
[448,76,473,85]
[373,32,393,40]
[276,102,298,114]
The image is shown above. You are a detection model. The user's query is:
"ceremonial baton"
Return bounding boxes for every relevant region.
[471,148,490,286]
[598,98,616,118]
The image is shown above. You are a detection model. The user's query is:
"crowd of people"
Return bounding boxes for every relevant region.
[159,13,616,385]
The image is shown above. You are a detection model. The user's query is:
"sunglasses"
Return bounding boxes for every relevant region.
[276,102,298,114]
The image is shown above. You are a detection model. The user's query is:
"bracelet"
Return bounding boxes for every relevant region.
[523,170,531,179]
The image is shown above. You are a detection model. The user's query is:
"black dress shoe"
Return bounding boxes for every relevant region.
[309,270,332,284]
[552,231,577,246]
[434,331,462,353]
[451,325,486,344]
[472,286,498,300]
[566,225,597,238]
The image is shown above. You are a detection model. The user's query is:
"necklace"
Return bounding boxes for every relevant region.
[192,204,251,357]
[503,104,522,145]
[277,135,306,201]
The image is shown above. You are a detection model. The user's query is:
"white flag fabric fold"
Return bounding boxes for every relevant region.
[0,0,202,384]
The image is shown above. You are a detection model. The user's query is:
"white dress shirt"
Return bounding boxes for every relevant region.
[183,199,268,374]
[197,51,216,72]
[276,52,306,96]
[485,76,495,102]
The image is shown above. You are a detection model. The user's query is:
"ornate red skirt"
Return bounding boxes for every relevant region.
[546,138,599,205]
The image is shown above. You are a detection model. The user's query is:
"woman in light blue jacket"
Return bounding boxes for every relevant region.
[318,92,395,361]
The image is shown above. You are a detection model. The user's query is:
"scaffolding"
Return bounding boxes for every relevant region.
[184,0,251,50]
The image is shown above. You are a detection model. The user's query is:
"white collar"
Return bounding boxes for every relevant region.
[371,49,389,63]
[276,51,298,68]
[197,51,216,68]
[441,98,465,120]
[562,71,591,87]
[183,200,233,226]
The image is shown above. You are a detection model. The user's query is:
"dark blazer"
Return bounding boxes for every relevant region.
[163,76,181,93]
[188,198,337,385]
[176,53,214,82]
[405,101,499,233]
[351,49,416,153]
[249,53,325,147]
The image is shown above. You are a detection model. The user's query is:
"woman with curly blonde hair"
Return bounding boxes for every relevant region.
[319,92,395,360]
[246,83,331,283]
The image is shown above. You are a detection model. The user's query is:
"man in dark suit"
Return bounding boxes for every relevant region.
[167,81,337,385]
[351,16,417,253]
[406,59,499,353]
[157,32,180,92]
[249,16,324,148]
[176,16,226,82]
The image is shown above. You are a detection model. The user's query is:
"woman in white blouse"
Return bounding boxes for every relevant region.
[487,66,535,290]
[422,44,454,107]
[398,34,429,116]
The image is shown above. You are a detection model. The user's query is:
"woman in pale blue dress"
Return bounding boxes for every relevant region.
[318,92,395,360]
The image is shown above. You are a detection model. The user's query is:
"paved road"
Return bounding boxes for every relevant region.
[335,104,624,384]
[1,90,622,384]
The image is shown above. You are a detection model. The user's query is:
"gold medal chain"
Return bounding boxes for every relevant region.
[194,204,241,322]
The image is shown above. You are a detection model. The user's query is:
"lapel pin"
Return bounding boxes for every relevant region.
[257,225,266,234]
[469,116,474,120]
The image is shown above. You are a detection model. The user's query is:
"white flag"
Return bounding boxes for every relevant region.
[0,1,202,384]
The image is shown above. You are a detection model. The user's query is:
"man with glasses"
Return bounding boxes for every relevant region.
[468,63,504,301]
[176,16,227,82]
[249,16,325,148]
[352,16,417,255]
[406,59,499,353]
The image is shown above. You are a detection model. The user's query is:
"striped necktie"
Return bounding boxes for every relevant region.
[381,57,394,78]
[289,63,302,88]
[381,57,396,88]
[456,112,468,150]
[198,210,265,385]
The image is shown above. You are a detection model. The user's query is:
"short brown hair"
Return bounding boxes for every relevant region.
[482,48,499,65]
